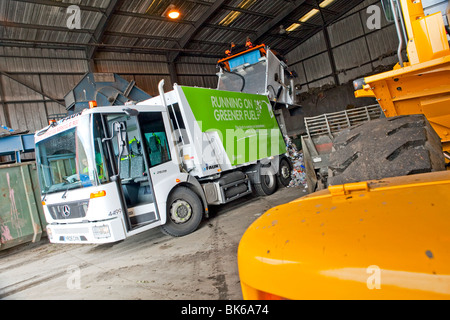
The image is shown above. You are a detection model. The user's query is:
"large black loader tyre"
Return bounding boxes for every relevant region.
[328,114,445,186]
[161,187,204,237]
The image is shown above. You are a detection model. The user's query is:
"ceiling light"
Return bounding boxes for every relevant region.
[286,23,301,32]
[168,9,180,19]
[219,0,256,26]
[319,0,335,8]
[284,1,333,33]
[299,9,319,23]
[162,4,180,19]
[220,11,241,26]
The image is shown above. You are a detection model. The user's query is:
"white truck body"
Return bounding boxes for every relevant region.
[35,84,288,244]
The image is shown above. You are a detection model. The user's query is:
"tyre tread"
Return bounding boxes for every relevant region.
[328,115,445,185]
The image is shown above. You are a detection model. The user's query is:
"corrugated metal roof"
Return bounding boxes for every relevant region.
[0,0,367,58]
[2,0,391,135]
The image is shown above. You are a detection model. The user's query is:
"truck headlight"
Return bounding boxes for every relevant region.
[92,225,110,239]
[46,226,53,240]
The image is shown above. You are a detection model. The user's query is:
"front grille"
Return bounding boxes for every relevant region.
[47,200,89,220]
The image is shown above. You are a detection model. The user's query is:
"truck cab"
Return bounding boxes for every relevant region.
[36,104,186,243]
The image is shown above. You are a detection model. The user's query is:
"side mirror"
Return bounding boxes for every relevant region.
[123,107,139,117]
[114,122,129,159]
[102,120,129,179]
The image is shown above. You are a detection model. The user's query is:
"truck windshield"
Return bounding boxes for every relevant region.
[36,116,100,195]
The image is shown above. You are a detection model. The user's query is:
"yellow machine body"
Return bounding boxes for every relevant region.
[237,1,450,300]
[238,171,450,300]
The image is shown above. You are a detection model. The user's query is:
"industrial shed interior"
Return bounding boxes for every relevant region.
[1,0,441,162]
[1,0,450,302]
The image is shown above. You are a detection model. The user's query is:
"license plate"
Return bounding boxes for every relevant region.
[64,235,80,242]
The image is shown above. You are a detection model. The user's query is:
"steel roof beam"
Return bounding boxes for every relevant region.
[316,0,339,86]
[87,0,121,62]
[0,21,94,34]
[0,38,204,54]
[168,0,228,63]
[104,31,180,43]
[114,11,193,25]
[10,0,106,13]
[252,0,307,44]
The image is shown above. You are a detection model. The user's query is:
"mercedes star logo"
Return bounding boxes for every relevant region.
[62,205,71,217]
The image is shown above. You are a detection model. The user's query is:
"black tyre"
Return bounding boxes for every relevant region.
[254,166,278,196]
[328,114,445,186]
[277,157,292,187]
[161,187,203,237]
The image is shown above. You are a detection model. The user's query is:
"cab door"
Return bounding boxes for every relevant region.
[103,112,160,229]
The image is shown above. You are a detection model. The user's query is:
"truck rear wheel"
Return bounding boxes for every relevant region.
[277,157,292,187]
[328,114,445,186]
[161,187,203,237]
[253,167,278,196]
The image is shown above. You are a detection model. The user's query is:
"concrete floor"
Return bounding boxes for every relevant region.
[0,185,306,300]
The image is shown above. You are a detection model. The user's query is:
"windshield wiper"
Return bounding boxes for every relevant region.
[62,186,69,199]
[36,121,57,136]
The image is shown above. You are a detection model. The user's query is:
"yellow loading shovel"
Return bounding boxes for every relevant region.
[238,171,450,300]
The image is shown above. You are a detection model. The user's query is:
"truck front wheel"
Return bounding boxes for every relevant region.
[161,187,203,237]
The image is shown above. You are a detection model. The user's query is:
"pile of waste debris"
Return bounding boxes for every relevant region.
[284,135,307,188]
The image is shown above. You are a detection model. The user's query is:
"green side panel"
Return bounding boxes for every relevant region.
[0,163,44,250]
[181,86,286,166]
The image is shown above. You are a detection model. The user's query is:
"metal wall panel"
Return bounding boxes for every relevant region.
[333,37,371,71]
[303,52,333,82]
[0,48,88,138]
[327,12,364,47]
[178,75,206,88]
[286,31,327,63]
[284,0,399,90]
[8,103,40,133]
[1,75,42,101]
[95,59,169,75]
[203,75,219,89]
[337,63,373,85]
[339,0,377,18]
[365,24,399,59]
[176,62,217,76]
[306,76,336,89]
[40,74,84,99]
[132,75,172,96]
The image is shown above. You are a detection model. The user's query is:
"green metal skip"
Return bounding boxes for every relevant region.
[0,162,46,250]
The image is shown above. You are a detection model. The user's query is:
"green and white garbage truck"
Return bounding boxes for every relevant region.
[35,81,291,243]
